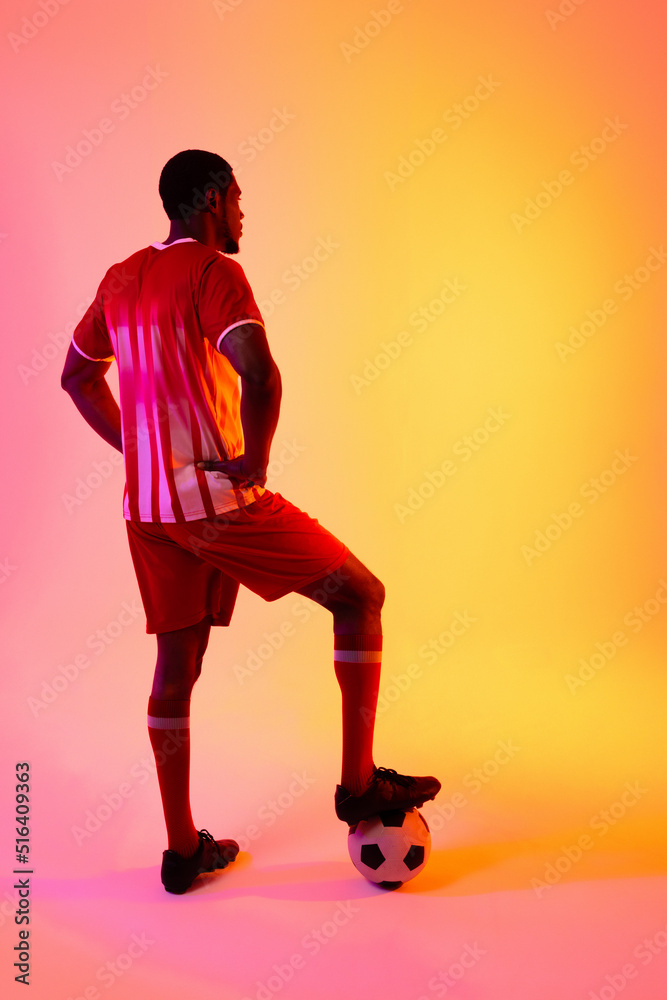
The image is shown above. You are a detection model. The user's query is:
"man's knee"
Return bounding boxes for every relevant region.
[367,574,385,612]
[298,556,384,614]
[340,570,384,613]
[154,617,210,696]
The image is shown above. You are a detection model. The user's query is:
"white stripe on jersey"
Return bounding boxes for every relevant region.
[133,314,157,520]
[74,241,265,522]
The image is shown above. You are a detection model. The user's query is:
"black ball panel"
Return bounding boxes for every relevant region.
[360,843,386,870]
[404,845,425,870]
[379,809,408,828]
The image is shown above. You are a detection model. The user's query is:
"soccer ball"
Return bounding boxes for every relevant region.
[347,808,431,889]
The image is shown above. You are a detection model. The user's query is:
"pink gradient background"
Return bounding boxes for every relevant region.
[1,1,666,997]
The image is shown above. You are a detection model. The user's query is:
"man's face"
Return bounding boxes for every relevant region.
[215,177,243,253]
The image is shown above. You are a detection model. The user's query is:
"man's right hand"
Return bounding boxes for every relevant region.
[196,455,266,488]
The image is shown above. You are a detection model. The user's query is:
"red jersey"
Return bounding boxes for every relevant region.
[71,237,265,522]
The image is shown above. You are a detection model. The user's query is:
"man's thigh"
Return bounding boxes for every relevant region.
[163,490,349,601]
[126,519,239,634]
[295,552,380,610]
[126,490,350,631]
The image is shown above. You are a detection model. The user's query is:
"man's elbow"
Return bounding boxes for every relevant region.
[242,360,282,393]
[61,371,77,396]
[61,371,82,397]
[61,371,95,401]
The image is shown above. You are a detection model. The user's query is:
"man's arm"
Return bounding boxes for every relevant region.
[61,342,122,453]
[197,322,281,487]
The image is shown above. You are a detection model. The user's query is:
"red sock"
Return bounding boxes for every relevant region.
[147,697,199,858]
[334,634,382,794]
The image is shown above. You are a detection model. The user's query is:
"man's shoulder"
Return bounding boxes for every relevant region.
[105,240,219,267]
[148,241,246,276]
[197,250,252,289]
[98,244,155,284]
[98,242,249,293]
[99,241,215,284]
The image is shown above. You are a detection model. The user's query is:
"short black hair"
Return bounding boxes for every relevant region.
[159,149,234,221]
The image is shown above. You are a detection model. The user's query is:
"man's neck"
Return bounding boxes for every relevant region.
[163,222,213,247]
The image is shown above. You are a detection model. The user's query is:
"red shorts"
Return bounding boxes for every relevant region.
[125,490,349,634]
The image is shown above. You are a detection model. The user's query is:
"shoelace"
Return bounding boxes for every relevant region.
[372,767,416,788]
[197,829,217,844]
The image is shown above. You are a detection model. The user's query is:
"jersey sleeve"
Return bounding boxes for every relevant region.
[71,279,115,363]
[196,255,265,353]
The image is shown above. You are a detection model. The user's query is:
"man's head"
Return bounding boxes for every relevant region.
[158,149,243,253]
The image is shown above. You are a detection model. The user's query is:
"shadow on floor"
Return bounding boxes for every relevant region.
[36,818,667,903]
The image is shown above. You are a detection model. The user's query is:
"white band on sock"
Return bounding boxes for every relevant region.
[147,716,190,729]
[333,650,382,662]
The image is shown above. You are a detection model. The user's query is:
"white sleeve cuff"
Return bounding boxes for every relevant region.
[216,319,265,353]
[71,336,114,363]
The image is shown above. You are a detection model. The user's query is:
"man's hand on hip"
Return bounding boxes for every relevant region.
[196,455,267,488]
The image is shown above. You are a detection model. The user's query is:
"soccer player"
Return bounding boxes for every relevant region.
[61,149,440,893]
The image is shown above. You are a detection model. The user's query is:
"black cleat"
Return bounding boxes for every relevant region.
[161,829,239,894]
[335,766,441,826]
